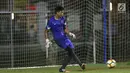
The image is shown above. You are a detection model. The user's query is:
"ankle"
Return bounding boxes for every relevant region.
[59,68,65,72]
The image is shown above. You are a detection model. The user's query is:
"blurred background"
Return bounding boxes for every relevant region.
[0,0,130,68]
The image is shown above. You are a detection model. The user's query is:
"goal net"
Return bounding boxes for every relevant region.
[110,0,130,62]
[0,0,129,68]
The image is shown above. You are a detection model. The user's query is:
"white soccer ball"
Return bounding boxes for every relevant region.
[106,59,116,68]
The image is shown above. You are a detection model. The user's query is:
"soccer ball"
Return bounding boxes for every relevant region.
[106,59,116,68]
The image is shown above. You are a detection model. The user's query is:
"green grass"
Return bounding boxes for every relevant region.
[0,63,130,73]
[127,62,130,65]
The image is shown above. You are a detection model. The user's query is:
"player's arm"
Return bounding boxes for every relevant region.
[64,25,70,34]
[64,23,76,39]
[44,20,52,48]
[44,19,51,39]
[44,29,49,40]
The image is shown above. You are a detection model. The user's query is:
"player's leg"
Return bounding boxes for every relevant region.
[65,39,86,70]
[59,47,85,71]
[58,39,85,72]
[69,48,85,70]
[59,48,73,72]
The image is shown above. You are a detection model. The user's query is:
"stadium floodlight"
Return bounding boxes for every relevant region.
[11,13,14,20]
[110,2,112,11]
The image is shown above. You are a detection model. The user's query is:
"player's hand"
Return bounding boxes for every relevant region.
[69,32,76,39]
[45,39,52,49]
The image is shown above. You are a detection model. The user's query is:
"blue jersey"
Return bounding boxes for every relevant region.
[46,16,74,49]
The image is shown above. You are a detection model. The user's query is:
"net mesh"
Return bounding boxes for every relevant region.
[111,0,130,62]
[0,0,130,68]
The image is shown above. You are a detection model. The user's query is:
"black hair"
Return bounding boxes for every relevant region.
[55,6,64,14]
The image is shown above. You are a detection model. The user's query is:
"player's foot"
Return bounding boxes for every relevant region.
[81,63,86,70]
[59,69,70,73]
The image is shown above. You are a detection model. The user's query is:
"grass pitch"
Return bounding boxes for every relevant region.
[0,63,130,73]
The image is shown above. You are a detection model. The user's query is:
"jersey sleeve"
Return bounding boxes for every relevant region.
[46,20,51,30]
[63,17,67,29]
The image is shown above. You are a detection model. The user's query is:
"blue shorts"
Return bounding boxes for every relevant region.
[55,38,74,49]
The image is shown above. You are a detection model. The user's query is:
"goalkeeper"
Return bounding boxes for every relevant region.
[44,6,85,72]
